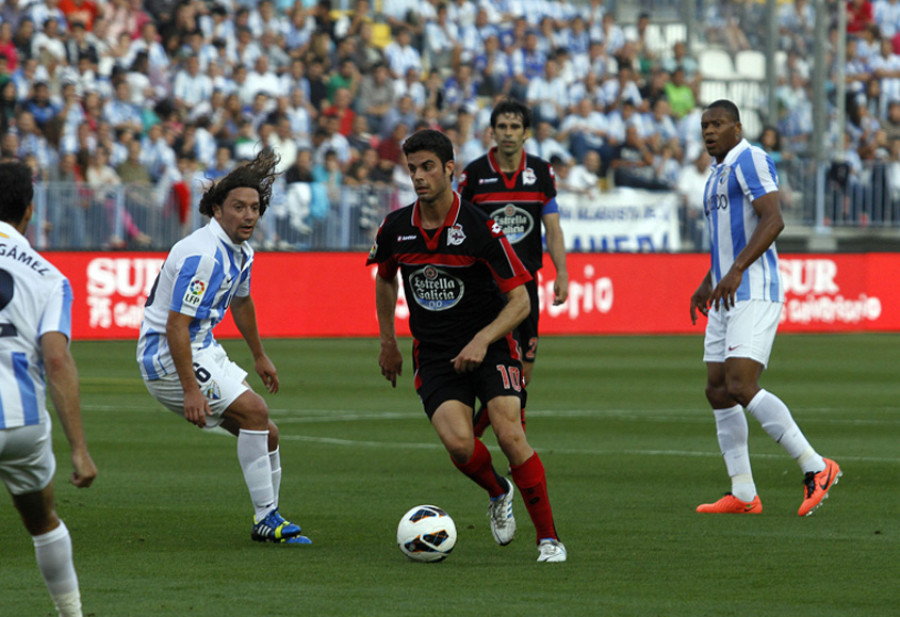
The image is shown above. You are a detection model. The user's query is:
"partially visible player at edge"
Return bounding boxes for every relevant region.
[0,161,97,617]
[137,149,310,544]
[368,129,566,562]
[690,99,841,516]
[459,97,568,436]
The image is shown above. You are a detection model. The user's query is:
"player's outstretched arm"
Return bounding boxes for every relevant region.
[41,332,97,488]
[452,284,530,373]
[231,295,279,393]
[375,274,402,387]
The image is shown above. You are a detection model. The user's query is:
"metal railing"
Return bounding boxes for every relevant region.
[27,166,900,254]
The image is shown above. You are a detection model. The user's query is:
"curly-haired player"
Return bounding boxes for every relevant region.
[137,149,311,544]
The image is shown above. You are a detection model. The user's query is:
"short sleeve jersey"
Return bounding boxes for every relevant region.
[702,138,784,303]
[0,221,73,429]
[367,193,531,353]
[458,147,558,273]
[137,218,253,380]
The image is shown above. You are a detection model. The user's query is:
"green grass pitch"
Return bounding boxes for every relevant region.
[1,334,897,616]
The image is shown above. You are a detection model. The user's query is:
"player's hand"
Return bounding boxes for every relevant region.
[255,355,279,394]
[553,273,569,305]
[690,277,713,324]
[452,338,487,373]
[379,339,403,387]
[710,267,743,312]
[70,448,97,488]
[183,388,212,427]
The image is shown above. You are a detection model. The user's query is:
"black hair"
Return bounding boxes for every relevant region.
[401,128,455,166]
[490,98,531,130]
[198,148,279,217]
[0,161,34,225]
[705,99,741,123]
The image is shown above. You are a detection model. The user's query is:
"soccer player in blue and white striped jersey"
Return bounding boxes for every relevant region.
[0,161,97,617]
[137,149,310,544]
[690,100,841,517]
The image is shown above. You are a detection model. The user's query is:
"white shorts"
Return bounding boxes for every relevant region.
[0,420,56,495]
[143,344,249,430]
[703,299,783,368]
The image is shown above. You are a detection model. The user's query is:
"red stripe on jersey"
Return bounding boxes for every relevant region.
[490,232,532,293]
[396,252,477,267]
[488,147,526,190]
[470,191,547,204]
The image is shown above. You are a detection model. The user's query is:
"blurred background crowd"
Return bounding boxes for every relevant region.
[0,0,894,251]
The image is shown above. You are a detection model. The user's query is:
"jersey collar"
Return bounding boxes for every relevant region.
[208,217,250,264]
[411,191,461,251]
[719,138,750,167]
[488,146,526,190]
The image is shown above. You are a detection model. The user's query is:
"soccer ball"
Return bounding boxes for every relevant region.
[396,505,457,562]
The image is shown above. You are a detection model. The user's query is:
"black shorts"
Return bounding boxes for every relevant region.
[414,338,525,418]
[515,277,540,364]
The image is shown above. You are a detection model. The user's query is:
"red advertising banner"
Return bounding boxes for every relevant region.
[50,251,900,341]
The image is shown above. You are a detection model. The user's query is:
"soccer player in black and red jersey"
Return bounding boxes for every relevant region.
[459,98,568,435]
[368,129,566,563]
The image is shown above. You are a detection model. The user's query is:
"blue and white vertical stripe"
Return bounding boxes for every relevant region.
[702,139,784,303]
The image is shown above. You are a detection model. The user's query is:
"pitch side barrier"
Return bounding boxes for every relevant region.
[35,252,900,340]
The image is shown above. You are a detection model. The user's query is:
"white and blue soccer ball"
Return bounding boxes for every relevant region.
[396,505,457,562]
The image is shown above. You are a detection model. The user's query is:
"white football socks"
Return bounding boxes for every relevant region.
[713,405,757,502]
[33,522,82,617]
[746,389,825,474]
[237,429,275,521]
[269,447,282,511]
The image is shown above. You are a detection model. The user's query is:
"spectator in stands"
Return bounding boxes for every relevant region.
[778,0,816,54]
[327,57,361,104]
[675,150,711,251]
[25,80,60,132]
[870,37,900,117]
[664,66,696,120]
[508,28,546,101]
[558,97,608,164]
[12,18,35,64]
[322,87,355,137]
[525,120,573,163]
[472,33,511,97]
[384,26,422,80]
[32,17,67,65]
[602,64,642,112]
[357,61,394,135]
[526,57,568,129]
[305,58,329,112]
[610,124,670,191]
[661,41,699,85]
[424,2,461,75]
[172,54,214,114]
[883,99,900,140]
[444,63,479,114]
[0,80,18,134]
[848,0,876,34]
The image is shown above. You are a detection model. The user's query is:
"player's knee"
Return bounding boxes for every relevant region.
[446,439,474,464]
[267,421,279,450]
[705,382,729,407]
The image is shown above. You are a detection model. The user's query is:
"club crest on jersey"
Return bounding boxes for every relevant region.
[368,240,378,261]
[718,166,730,184]
[447,224,466,246]
[523,167,537,185]
[184,279,207,307]
[408,265,465,311]
[490,204,533,244]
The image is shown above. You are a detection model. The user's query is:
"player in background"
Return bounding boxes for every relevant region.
[0,161,98,617]
[368,129,566,562]
[690,100,841,516]
[458,98,568,436]
[137,149,310,544]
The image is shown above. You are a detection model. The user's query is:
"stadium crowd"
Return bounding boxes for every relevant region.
[0,0,893,249]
